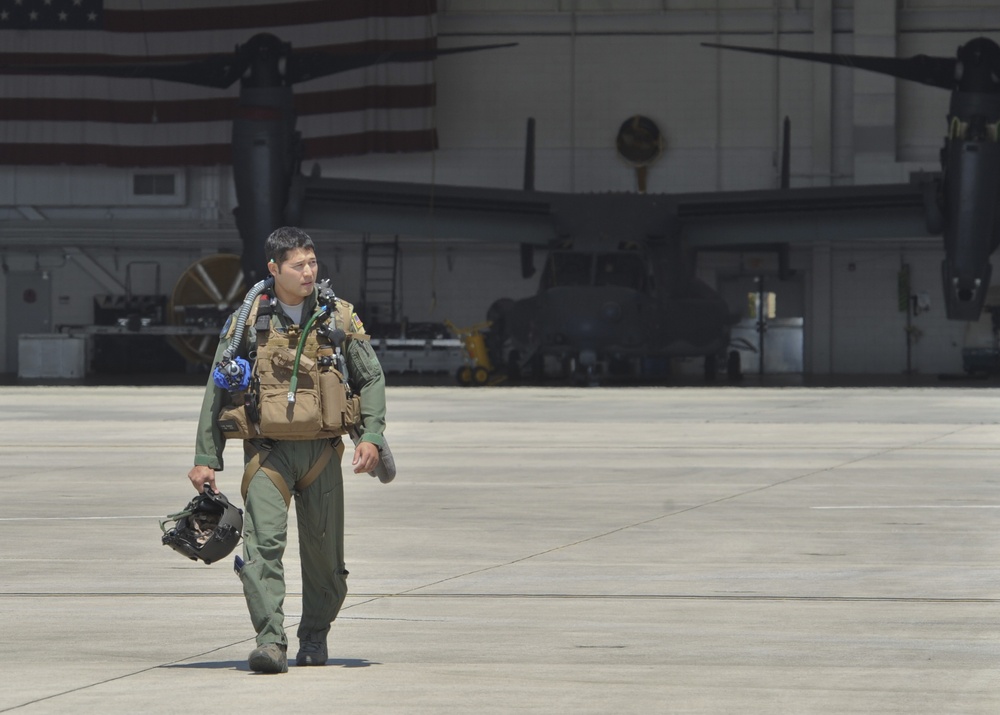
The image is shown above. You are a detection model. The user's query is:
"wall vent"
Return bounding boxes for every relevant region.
[128,169,186,206]
[133,173,176,196]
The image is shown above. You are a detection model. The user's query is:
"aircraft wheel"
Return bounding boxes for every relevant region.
[703,354,717,382]
[456,365,474,386]
[506,350,522,380]
[727,350,743,381]
[168,253,246,365]
[472,366,490,385]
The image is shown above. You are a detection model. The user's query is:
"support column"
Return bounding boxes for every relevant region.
[811,0,833,187]
[806,242,833,375]
[853,1,898,183]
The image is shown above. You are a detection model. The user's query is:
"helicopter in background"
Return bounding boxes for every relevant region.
[297,114,930,382]
[293,38,1000,382]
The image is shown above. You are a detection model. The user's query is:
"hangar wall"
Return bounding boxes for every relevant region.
[0,0,997,377]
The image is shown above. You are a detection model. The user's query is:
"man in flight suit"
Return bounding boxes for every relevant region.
[188,226,387,674]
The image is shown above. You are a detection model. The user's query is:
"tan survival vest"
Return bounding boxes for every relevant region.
[217,295,363,442]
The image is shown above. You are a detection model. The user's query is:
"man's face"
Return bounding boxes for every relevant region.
[268,247,317,304]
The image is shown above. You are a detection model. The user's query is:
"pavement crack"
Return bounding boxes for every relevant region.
[389,425,981,598]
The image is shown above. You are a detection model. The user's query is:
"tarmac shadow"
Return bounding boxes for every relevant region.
[162,660,247,671]
[304,658,380,668]
[164,658,380,671]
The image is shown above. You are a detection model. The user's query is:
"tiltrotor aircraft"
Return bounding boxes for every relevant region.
[7,35,1000,382]
[297,37,1000,381]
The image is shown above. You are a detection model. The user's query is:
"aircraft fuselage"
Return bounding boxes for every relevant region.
[496,249,733,377]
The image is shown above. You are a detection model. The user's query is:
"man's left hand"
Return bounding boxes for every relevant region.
[352,441,380,474]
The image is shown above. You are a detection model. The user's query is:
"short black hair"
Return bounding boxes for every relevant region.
[265,226,315,266]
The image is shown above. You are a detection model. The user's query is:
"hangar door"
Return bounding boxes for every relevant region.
[717,272,804,374]
[5,272,52,374]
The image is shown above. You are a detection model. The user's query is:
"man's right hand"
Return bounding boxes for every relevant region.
[188,465,218,494]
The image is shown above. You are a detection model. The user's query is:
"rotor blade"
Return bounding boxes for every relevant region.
[780,116,790,190]
[0,41,517,90]
[523,117,536,192]
[702,42,958,90]
[0,54,249,90]
[286,42,518,85]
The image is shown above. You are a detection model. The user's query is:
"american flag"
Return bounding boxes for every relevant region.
[0,0,439,166]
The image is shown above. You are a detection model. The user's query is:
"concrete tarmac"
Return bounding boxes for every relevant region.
[0,385,997,714]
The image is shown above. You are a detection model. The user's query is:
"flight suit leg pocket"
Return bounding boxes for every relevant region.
[239,558,281,638]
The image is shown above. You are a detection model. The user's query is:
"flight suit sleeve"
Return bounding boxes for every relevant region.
[193,332,233,471]
[346,335,387,448]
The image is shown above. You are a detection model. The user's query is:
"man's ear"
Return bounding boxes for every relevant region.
[267,259,279,278]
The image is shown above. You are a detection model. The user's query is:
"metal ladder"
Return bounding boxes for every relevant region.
[360,234,400,327]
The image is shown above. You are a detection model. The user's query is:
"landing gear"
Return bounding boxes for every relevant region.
[703,354,717,381]
[727,350,743,381]
[704,350,743,382]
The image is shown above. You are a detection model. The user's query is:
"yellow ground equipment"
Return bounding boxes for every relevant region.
[445,320,498,386]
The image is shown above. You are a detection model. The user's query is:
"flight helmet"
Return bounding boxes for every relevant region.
[160,488,243,565]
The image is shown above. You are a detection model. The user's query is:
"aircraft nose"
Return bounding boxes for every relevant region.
[540,289,640,347]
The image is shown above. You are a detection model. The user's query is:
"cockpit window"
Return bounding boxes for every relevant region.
[540,251,647,290]
[595,253,645,290]
[949,116,1000,141]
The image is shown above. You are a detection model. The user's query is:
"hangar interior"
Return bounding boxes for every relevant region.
[0,0,996,380]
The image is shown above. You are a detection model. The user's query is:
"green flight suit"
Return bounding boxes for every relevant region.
[193,287,386,648]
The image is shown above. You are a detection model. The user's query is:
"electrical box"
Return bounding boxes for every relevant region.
[18,334,88,379]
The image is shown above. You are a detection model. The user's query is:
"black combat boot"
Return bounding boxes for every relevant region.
[296,637,328,666]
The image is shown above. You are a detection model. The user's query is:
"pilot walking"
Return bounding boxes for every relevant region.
[187,226,388,673]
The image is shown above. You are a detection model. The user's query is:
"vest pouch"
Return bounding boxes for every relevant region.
[258,387,324,439]
[319,370,349,432]
[262,347,317,391]
[345,394,361,430]
[218,401,254,440]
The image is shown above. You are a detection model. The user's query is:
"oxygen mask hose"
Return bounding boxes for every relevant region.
[222,276,274,363]
[287,305,330,403]
[212,276,273,393]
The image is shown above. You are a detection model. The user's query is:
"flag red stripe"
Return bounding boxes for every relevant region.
[0,85,435,123]
[104,0,438,33]
[0,130,437,166]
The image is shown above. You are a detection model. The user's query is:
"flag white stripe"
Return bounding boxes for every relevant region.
[1,63,434,102]
[297,108,434,137]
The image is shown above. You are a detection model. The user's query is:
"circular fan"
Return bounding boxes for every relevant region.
[168,254,246,364]
[616,115,665,167]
